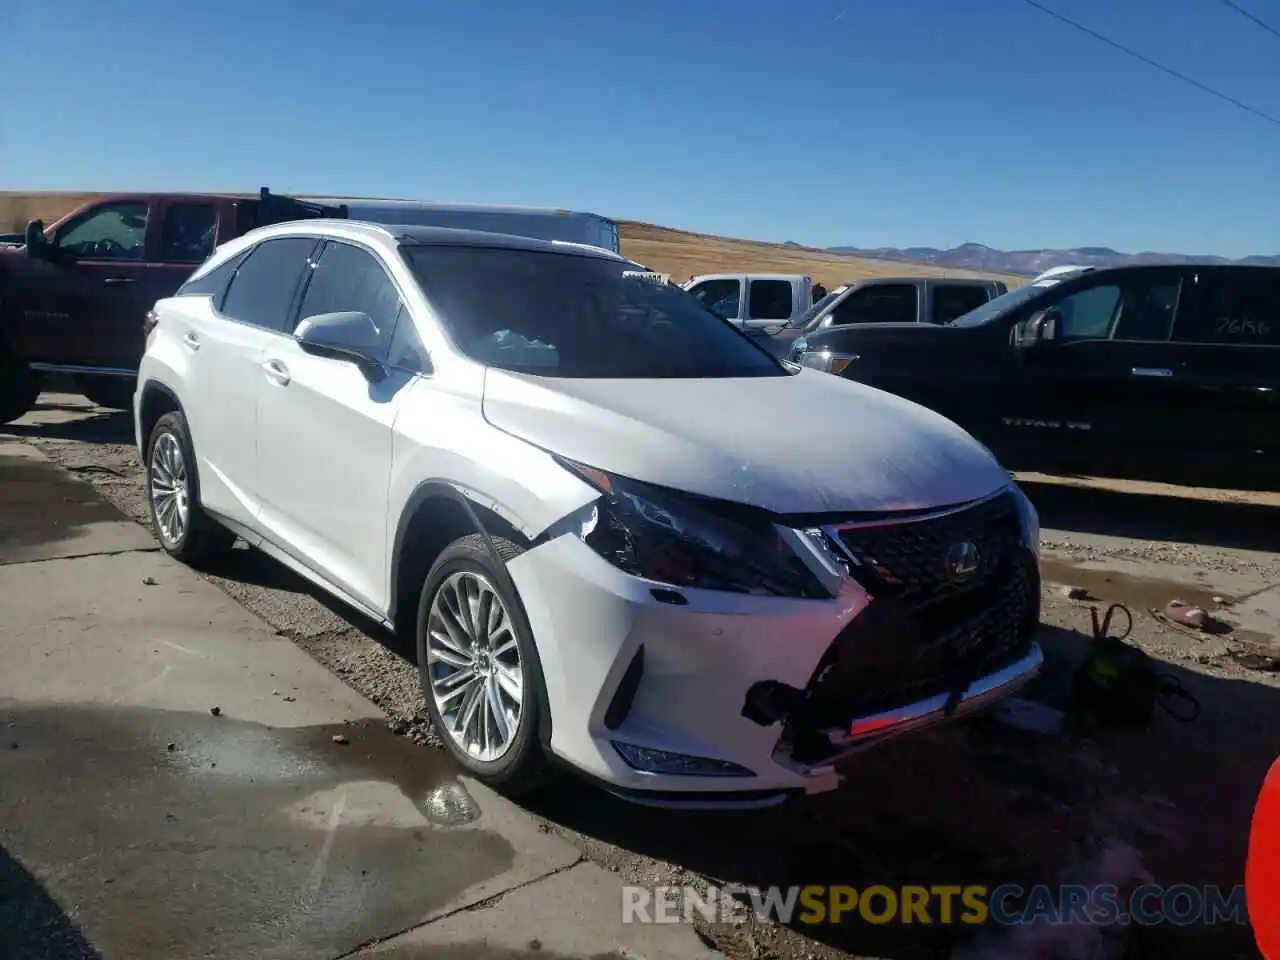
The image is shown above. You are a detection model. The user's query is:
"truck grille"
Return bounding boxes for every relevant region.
[783,492,1039,764]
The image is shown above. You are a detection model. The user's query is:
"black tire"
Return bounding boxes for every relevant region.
[77,376,136,411]
[416,533,552,795]
[0,349,39,424]
[145,410,235,564]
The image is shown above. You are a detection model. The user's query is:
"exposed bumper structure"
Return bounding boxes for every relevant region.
[507,487,1044,809]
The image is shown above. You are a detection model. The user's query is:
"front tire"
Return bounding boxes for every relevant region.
[0,349,39,424]
[145,411,235,564]
[416,534,551,794]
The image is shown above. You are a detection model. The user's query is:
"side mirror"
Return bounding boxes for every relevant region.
[23,219,48,258]
[1013,309,1060,348]
[295,311,382,371]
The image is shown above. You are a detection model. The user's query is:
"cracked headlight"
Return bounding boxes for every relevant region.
[556,458,829,599]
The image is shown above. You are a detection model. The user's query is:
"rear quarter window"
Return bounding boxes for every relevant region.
[175,251,247,307]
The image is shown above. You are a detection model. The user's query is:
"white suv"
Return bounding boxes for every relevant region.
[135,220,1043,807]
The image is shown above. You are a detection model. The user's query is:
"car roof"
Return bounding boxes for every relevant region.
[192,218,634,279]
[305,198,606,219]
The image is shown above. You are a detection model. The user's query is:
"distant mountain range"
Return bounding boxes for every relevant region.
[826,242,1280,277]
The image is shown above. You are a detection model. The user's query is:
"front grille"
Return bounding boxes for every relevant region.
[782,493,1038,764]
[833,491,1022,617]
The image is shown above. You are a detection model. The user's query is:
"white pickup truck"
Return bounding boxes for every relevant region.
[681,274,819,331]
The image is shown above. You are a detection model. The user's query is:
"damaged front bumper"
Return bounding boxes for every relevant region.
[507,486,1044,810]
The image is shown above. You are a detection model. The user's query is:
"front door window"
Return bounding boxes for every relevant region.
[53,203,149,260]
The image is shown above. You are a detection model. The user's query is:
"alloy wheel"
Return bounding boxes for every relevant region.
[149,432,190,546]
[426,570,525,762]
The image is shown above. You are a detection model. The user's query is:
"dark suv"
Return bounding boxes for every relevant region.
[790,263,1280,489]
[0,189,345,421]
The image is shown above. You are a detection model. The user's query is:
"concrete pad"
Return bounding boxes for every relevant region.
[358,862,722,960]
[0,549,379,723]
[0,440,155,564]
[0,544,581,958]
[1217,584,1280,649]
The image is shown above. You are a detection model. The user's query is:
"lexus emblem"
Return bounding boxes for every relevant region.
[944,541,981,581]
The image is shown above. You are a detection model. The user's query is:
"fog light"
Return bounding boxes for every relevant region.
[611,741,754,777]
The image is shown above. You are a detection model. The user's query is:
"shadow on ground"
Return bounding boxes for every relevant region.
[2,408,133,445]
[1022,479,1280,554]
[522,622,1273,960]
[0,842,101,960]
[0,706,503,960]
[0,450,125,560]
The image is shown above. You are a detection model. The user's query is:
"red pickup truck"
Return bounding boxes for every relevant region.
[0,189,346,422]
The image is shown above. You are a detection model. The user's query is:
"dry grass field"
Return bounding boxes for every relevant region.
[0,191,1026,287]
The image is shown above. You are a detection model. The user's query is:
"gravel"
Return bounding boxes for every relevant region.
[9,397,1278,960]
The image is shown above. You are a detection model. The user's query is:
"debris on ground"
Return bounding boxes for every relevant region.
[991,697,1065,737]
[1233,650,1280,672]
[208,706,221,717]
[1163,599,1209,630]
[141,575,158,586]
[1060,585,1091,600]
[331,734,349,745]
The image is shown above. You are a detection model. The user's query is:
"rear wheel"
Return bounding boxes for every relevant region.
[416,534,552,794]
[0,348,39,424]
[77,376,136,411]
[145,411,235,564]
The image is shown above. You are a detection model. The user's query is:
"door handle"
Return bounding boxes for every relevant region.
[1131,367,1172,378]
[103,277,137,285]
[182,332,201,351]
[262,359,291,386]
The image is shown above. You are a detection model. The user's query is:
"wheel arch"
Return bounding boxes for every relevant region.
[389,480,535,634]
[390,480,551,747]
[137,377,185,451]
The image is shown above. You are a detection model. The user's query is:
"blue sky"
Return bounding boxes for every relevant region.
[4,0,1278,257]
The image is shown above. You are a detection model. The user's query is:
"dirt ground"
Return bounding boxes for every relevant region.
[0,191,1024,290]
[5,395,1278,960]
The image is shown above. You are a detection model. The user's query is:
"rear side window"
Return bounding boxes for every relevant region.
[932,284,991,324]
[1176,270,1280,346]
[175,251,247,306]
[160,203,218,263]
[831,284,919,325]
[297,240,403,341]
[220,238,317,332]
[747,280,794,320]
[687,278,742,320]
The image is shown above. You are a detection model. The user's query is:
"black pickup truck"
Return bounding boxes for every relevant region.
[789,263,1280,490]
[0,189,346,422]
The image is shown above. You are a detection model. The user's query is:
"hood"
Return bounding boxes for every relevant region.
[481,368,1011,515]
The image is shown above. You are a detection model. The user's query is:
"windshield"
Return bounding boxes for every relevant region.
[947,279,1058,328]
[402,245,787,379]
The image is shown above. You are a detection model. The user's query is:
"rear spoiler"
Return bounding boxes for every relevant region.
[253,187,349,227]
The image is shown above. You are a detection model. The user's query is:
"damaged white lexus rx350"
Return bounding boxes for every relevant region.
[135,220,1043,808]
